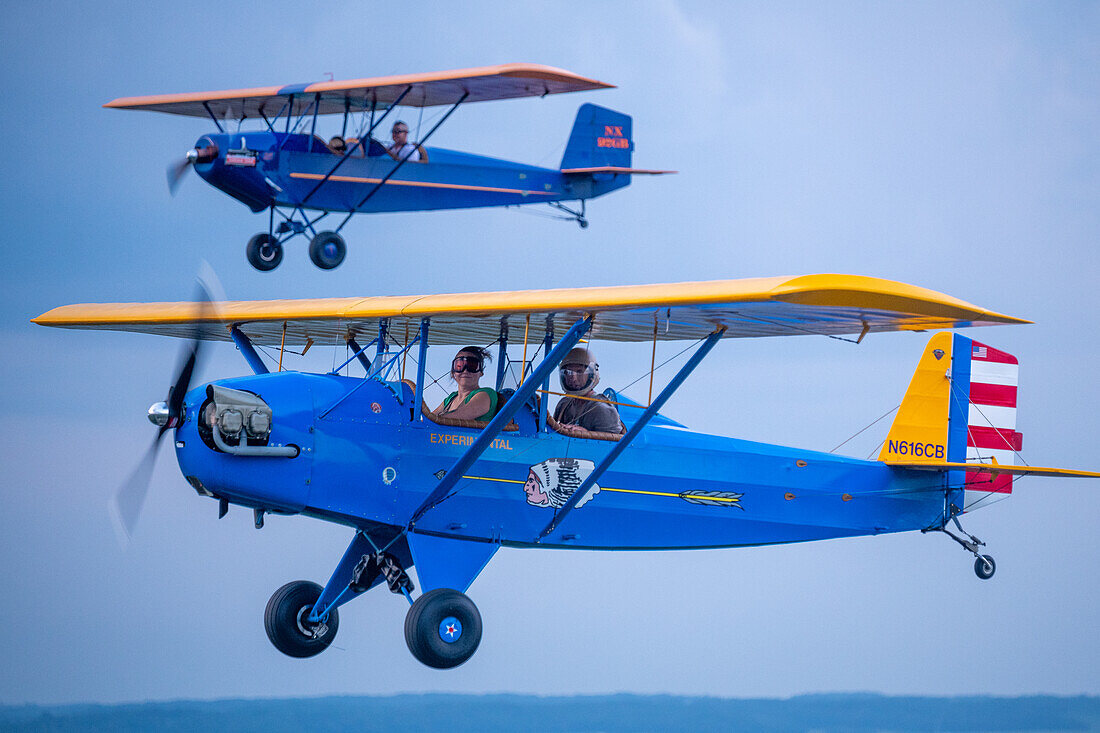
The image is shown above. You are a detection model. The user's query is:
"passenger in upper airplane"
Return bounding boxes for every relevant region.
[554,347,624,436]
[433,346,497,421]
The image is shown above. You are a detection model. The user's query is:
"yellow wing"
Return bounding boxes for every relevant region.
[32,274,1029,347]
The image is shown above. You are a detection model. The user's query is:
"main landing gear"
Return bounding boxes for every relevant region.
[246,230,347,272]
[263,552,483,669]
[924,505,996,580]
[246,205,350,272]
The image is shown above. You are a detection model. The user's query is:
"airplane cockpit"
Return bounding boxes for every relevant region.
[401,378,625,442]
[321,135,388,157]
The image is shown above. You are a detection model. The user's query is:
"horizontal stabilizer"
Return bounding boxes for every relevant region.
[886,461,1100,479]
[561,166,677,175]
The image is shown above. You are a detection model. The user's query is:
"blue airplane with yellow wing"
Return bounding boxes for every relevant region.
[33,275,1100,668]
[106,64,673,271]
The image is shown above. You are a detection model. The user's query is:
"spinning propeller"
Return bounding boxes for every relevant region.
[111,270,222,545]
[166,144,218,195]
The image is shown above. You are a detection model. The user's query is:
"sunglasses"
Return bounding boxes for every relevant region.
[392,128,408,134]
[452,355,483,373]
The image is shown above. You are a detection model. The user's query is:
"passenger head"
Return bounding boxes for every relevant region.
[451,346,491,384]
[559,346,599,396]
[392,121,410,142]
[328,135,347,154]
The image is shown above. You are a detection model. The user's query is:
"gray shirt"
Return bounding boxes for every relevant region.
[553,395,623,434]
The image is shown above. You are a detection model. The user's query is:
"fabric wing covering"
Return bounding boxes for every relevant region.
[33,274,1029,349]
[103,63,613,119]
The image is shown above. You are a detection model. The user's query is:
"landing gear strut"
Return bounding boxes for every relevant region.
[549,199,588,228]
[924,505,996,580]
[264,550,485,668]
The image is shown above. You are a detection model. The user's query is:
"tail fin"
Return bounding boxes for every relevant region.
[560,104,633,170]
[879,332,1022,509]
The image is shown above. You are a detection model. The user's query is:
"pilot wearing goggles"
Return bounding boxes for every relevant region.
[433,346,498,421]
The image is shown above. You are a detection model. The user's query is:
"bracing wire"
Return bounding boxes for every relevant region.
[948,380,1030,466]
[830,405,899,454]
[616,336,707,394]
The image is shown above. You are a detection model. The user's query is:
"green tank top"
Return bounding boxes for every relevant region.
[441,388,498,421]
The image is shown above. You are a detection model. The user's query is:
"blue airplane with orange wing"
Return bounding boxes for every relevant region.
[34,275,1100,668]
[106,64,673,271]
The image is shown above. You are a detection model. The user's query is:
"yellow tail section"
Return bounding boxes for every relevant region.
[878,332,953,463]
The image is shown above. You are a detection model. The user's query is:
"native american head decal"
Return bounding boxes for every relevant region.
[524,458,600,509]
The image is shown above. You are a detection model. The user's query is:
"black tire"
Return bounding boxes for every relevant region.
[308,231,347,270]
[974,554,996,580]
[404,588,482,669]
[246,233,283,272]
[264,580,339,658]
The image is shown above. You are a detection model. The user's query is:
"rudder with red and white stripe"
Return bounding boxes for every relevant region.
[962,339,1022,509]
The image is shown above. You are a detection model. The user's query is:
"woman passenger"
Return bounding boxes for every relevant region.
[433,346,498,421]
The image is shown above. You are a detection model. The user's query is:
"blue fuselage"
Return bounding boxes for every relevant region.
[191,132,626,215]
[174,372,949,551]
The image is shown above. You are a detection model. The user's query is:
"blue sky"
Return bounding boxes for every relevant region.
[1,0,1098,704]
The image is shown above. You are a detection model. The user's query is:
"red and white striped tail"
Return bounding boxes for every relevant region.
[965,340,1022,509]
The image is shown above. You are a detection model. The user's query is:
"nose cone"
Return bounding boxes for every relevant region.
[147,401,170,427]
[191,133,275,213]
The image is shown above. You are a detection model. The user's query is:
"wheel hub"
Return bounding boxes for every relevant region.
[296,605,328,639]
[438,616,462,643]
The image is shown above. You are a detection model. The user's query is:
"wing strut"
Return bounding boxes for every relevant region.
[344,336,373,373]
[539,316,554,431]
[230,326,269,375]
[298,87,412,207]
[414,318,429,420]
[494,318,508,391]
[535,326,727,543]
[202,102,224,133]
[335,91,470,233]
[408,315,593,529]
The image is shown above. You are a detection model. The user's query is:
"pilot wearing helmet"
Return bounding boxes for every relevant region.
[553,347,624,436]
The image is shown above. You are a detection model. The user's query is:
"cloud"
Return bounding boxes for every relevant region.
[653,0,727,100]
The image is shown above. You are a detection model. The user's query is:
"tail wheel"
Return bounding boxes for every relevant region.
[404,588,482,669]
[308,231,347,270]
[264,580,339,658]
[974,554,996,580]
[246,233,283,272]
